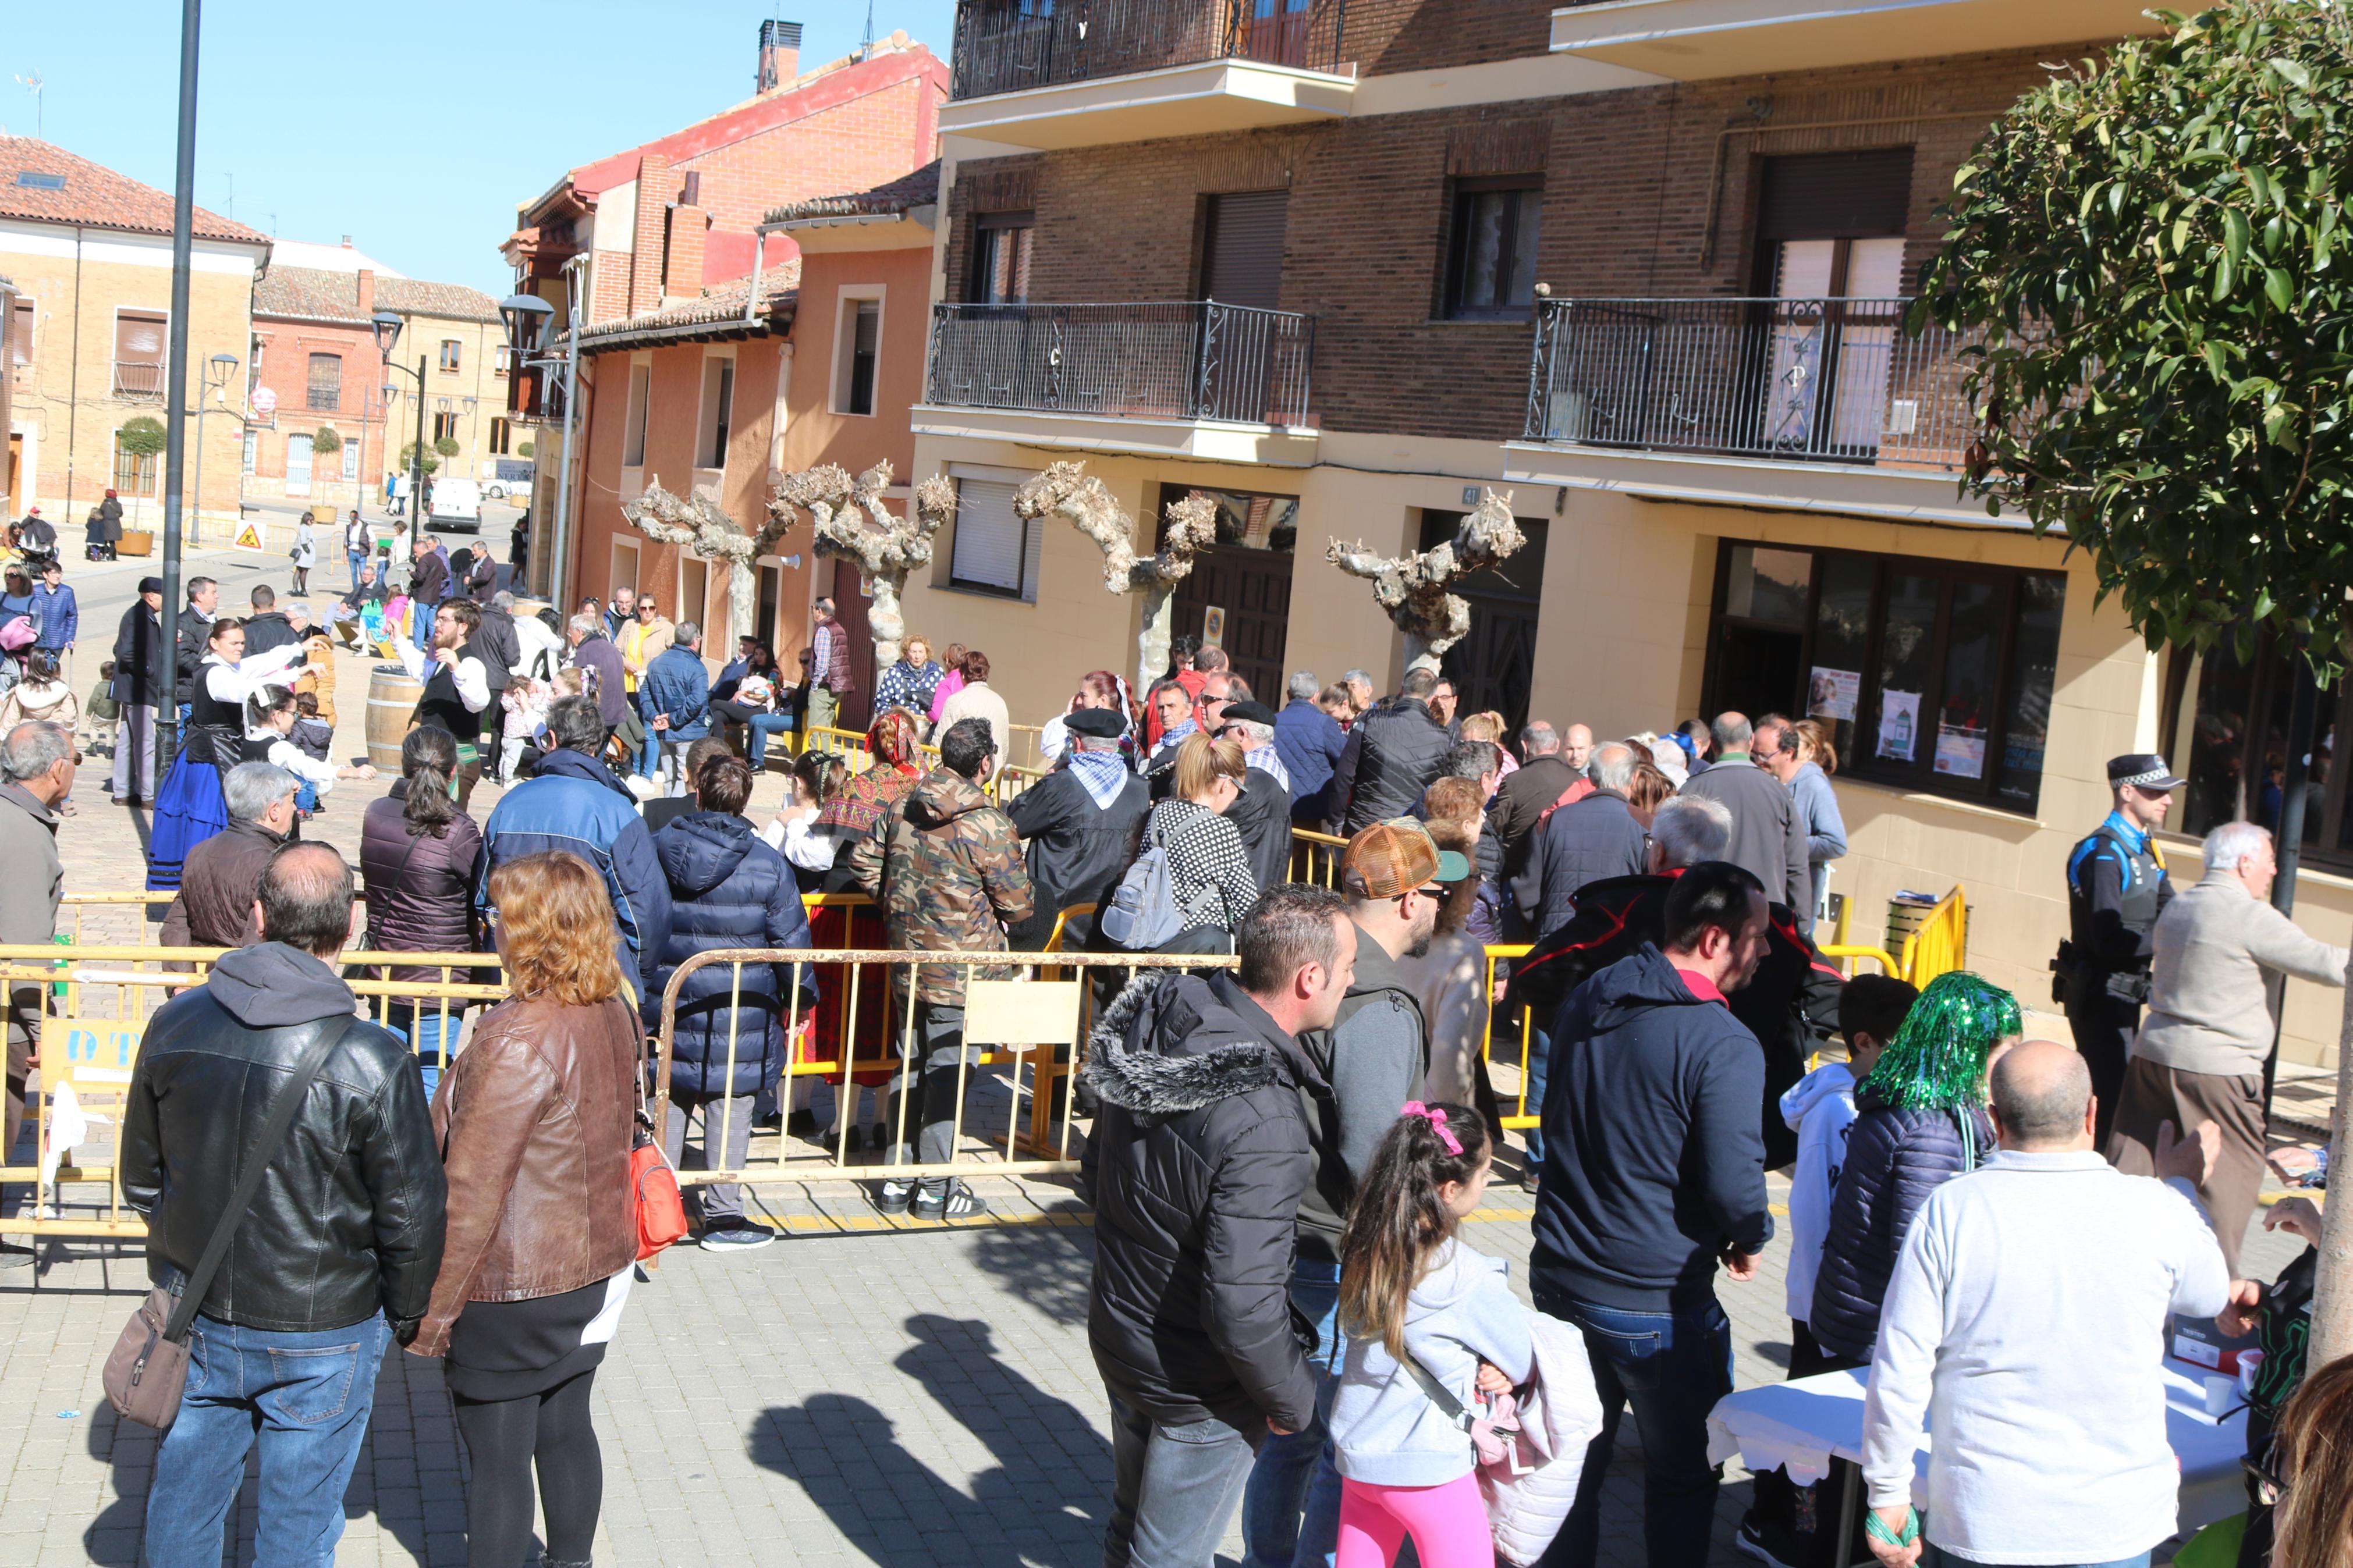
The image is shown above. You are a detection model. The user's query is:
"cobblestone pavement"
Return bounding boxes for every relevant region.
[10,524,2316,1567]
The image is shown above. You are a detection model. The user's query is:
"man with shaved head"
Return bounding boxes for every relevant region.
[1858,1039,2228,1568]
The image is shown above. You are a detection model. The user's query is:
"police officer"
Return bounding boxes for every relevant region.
[2060,752,2181,1145]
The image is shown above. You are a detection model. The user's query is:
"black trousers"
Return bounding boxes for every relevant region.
[2065,979,2142,1149]
[453,1367,602,1568]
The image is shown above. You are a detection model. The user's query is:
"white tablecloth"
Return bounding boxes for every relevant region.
[1706,1360,2246,1534]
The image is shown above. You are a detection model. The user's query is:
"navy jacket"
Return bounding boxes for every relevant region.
[645,811,815,1097]
[1533,787,1649,936]
[643,645,711,741]
[1531,944,1773,1312]
[477,746,672,984]
[1274,699,1347,820]
[1808,1094,1996,1359]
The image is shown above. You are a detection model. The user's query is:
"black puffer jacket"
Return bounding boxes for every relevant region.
[119,942,447,1340]
[359,784,482,986]
[1082,971,1321,1432]
[1809,1091,1996,1360]
[1332,697,1451,833]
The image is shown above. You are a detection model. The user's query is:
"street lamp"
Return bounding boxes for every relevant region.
[498,288,563,598]
[375,308,429,524]
[189,351,237,548]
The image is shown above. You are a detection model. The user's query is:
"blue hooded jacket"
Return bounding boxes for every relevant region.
[477,745,672,983]
[643,644,711,742]
[645,810,815,1096]
[1531,943,1773,1312]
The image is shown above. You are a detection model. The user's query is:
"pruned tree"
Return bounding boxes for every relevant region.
[771,458,947,670]
[621,479,796,646]
[1014,460,1216,692]
[1328,488,1524,672]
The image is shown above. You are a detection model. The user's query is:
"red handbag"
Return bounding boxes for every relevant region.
[630,1126,689,1261]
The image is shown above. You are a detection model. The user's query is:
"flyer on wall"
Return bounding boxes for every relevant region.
[1808,666,1860,721]
[1935,724,1988,779]
[1878,691,1921,761]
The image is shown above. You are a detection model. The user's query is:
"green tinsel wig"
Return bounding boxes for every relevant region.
[1857,970,2021,1111]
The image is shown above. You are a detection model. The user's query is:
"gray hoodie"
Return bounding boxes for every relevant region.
[1328,1238,1534,1486]
[207,940,359,1027]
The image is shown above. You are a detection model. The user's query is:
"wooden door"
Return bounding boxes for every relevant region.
[1171,543,1293,703]
[832,558,875,731]
[1418,511,1546,734]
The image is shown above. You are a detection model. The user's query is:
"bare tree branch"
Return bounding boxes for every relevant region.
[1328,488,1525,670]
[771,457,947,670]
[620,479,797,649]
[1014,461,1218,689]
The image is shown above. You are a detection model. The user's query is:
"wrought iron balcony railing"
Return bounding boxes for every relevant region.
[951,0,1347,99]
[112,361,164,401]
[927,301,1316,426]
[1522,296,1974,471]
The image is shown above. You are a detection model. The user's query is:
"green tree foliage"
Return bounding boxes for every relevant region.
[517,439,534,458]
[311,426,342,456]
[1919,0,2353,671]
[399,442,441,476]
[434,435,461,460]
[115,415,167,458]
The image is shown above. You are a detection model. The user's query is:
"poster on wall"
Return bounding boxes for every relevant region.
[1202,606,1227,649]
[1935,724,1989,779]
[1808,667,1860,721]
[1877,690,1921,762]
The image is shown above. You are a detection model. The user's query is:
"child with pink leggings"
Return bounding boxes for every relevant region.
[1328,1101,1532,1568]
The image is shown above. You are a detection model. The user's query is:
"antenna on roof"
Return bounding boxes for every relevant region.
[223,171,234,223]
[861,0,875,55]
[13,74,41,140]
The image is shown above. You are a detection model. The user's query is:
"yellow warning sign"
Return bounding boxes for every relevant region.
[231,520,265,554]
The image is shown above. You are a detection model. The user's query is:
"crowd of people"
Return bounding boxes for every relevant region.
[4,534,2353,1568]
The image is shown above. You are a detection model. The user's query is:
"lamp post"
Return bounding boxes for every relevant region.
[189,351,236,549]
[497,289,557,598]
[374,309,427,531]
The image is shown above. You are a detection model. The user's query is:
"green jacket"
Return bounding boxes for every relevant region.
[848,766,1035,1007]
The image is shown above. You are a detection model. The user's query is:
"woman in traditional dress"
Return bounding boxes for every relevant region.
[145,616,306,891]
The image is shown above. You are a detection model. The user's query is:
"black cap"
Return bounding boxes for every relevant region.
[1065,708,1126,739]
[2107,753,2186,791]
[1222,700,1277,727]
[137,576,164,595]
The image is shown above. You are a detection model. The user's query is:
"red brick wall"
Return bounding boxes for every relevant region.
[247,314,388,488]
[945,45,2086,442]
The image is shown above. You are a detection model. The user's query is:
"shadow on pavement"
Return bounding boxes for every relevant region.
[964,1212,1095,1327]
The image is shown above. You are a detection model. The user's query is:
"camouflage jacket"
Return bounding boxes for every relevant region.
[846,766,1035,1007]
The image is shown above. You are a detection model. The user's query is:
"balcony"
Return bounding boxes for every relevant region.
[112,361,164,401]
[918,300,1321,464]
[940,0,1354,151]
[1548,0,2166,80]
[1509,296,2005,524]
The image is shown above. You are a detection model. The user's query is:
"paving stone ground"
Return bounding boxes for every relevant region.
[2,511,2317,1566]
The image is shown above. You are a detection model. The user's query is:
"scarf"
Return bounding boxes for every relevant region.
[1244,744,1290,791]
[818,710,925,834]
[1067,748,1131,811]
[1148,718,1198,767]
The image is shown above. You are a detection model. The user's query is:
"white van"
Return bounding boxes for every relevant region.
[429,477,484,533]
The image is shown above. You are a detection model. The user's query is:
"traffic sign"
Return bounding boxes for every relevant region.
[231,520,265,554]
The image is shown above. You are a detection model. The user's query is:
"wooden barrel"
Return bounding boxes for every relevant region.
[366,664,423,770]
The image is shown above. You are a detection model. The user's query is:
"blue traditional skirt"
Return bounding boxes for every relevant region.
[145,751,227,892]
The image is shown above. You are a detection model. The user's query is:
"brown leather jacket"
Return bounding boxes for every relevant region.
[411,993,639,1355]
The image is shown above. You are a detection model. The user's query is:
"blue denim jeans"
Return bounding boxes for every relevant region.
[144,1310,391,1568]
[746,712,796,766]
[1922,1547,2148,1568]
[1522,1023,1551,1168]
[346,550,365,590]
[410,599,434,652]
[1240,1260,1347,1568]
[1534,1290,1733,1568]
[1106,1392,1262,1568]
[636,689,661,778]
[386,1004,464,1099]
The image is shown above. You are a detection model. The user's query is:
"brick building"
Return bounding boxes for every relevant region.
[892,0,2353,1064]
[250,255,508,514]
[508,20,947,611]
[0,137,269,540]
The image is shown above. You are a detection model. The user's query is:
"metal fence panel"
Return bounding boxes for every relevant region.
[952,0,1348,99]
[928,301,1314,426]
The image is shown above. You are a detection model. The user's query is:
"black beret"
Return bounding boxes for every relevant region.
[1222,700,1277,727]
[1065,708,1126,738]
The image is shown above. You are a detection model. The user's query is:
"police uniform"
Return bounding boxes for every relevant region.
[2060,753,2180,1145]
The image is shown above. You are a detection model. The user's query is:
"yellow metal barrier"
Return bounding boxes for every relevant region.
[1819,944,1904,978]
[1897,887,1968,988]
[1290,829,1347,888]
[1479,944,1538,1131]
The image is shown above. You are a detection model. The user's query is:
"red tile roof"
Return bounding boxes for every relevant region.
[765,160,941,226]
[0,137,268,246]
[253,266,501,326]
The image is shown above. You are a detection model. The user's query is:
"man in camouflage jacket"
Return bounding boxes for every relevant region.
[847,716,1034,1219]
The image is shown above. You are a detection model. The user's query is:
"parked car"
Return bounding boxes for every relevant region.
[429,476,484,533]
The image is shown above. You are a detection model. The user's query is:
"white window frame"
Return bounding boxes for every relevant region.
[609,536,641,599]
[6,293,31,369]
[694,351,736,474]
[829,286,885,418]
[622,360,651,469]
[679,553,712,646]
[343,439,359,482]
[943,463,1043,604]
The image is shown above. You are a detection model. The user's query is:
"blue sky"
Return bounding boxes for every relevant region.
[1,1,956,296]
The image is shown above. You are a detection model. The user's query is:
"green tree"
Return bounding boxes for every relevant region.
[114,415,166,461]
[399,442,441,477]
[1919,0,2353,1361]
[518,439,534,458]
[434,435,461,460]
[311,426,343,456]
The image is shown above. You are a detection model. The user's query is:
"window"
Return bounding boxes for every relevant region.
[112,429,158,496]
[8,295,30,368]
[306,353,342,412]
[2165,634,2353,866]
[494,344,512,376]
[489,416,511,456]
[948,478,1041,602]
[1441,176,1543,320]
[15,171,64,191]
[112,308,166,399]
[1702,541,2066,814]
[432,412,461,444]
[439,339,461,373]
[623,364,651,468]
[836,297,880,417]
[970,212,1033,304]
[241,428,255,474]
[696,357,733,468]
[343,440,359,482]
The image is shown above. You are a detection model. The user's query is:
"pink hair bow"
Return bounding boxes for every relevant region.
[1400,1101,1462,1157]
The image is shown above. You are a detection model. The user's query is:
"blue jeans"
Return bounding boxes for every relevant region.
[410,599,434,652]
[1522,1022,1550,1168]
[387,1004,464,1098]
[144,1310,391,1567]
[346,550,365,589]
[1105,1393,1261,1568]
[1535,1290,1733,1568]
[1240,1260,1347,1568]
[746,712,796,766]
[1922,1548,2149,1568]
[636,689,660,778]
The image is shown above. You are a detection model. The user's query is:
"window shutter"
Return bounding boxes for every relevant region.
[115,310,166,365]
[1201,192,1290,311]
[1756,150,1915,240]
[950,479,1031,598]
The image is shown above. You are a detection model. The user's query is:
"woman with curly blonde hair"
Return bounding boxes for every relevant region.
[411,849,641,1568]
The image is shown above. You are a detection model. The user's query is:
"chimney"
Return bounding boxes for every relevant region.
[357,268,375,318]
[340,234,353,248]
[757,19,801,92]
